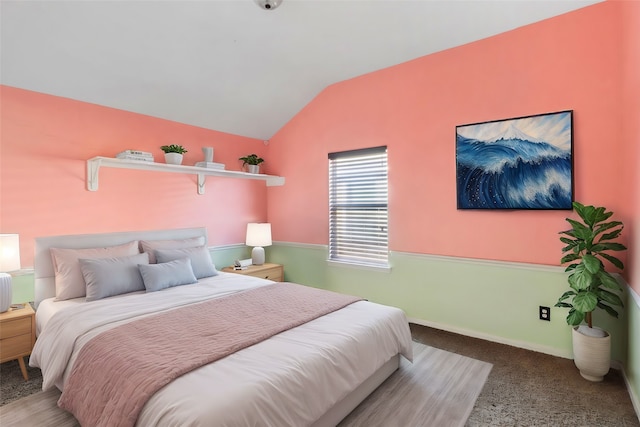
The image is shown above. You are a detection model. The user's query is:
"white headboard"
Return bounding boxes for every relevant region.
[34,227,207,308]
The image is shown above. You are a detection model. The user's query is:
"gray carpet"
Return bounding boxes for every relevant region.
[0,341,490,427]
[409,325,640,427]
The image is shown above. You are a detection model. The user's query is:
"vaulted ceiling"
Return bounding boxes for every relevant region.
[1,0,601,140]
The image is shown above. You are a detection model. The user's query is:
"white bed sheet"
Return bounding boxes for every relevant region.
[31,273,413,426]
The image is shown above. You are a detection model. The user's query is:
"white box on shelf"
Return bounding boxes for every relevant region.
[195,161,225,170]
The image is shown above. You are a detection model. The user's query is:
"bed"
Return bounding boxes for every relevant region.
[30,227,413,427]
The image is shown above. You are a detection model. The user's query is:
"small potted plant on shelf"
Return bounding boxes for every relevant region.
[239,154,264,174]
[554,201,626,382]
[161,144,188,165]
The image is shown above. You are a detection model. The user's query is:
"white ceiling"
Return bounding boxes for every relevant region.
[1,0,601,140]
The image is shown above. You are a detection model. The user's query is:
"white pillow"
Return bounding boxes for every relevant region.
[80,253,149,302]
[138,258,198,292]
[154,246,218,279]
[140,236,205,264]
[51,241,140,301]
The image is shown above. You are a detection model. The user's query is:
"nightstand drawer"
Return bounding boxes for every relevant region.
[0,333,32,361]
[0,317,32,339]
[249,266,282,281]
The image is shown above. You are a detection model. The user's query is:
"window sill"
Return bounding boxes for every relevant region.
[327,260,391,273]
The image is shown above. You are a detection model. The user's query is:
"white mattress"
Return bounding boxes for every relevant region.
[31,273,413,426]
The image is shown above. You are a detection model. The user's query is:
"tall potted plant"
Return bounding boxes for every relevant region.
[555,201,626,381]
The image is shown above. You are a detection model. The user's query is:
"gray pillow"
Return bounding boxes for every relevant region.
[140,236,205,264]
[79,252,149,302]
[138,258,198,292]
[154,246,218,279]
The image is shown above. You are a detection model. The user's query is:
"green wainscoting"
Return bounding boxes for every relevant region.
[267,243,630,364]
[627,291,640,414]
[11,272,34,305]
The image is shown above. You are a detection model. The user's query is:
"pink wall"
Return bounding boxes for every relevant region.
[0,86,269,266]
[620,0,640,294]
[267,1,636,276]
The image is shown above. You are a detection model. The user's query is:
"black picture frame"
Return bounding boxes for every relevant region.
[456,110,573,210]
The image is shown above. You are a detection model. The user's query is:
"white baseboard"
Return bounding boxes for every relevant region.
[622,366,640,423]
[408,316,574,359]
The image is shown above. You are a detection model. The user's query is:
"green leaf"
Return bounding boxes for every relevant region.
[599,271,622,291]
[555,302,573,308]
[560,236,576,245]
[561,253,581,264]
[568,273,579,292]
[599,229,622,242]
[582,254,601,274]
[564,264,578,272]
[566,309,585,326]
[593,209,613,224]
[597,302,620,318]
[573,291,598,312]
[593,221,622,237]
[566,219,591,241]
[577,204,597,227]
[557,290,576,302]
[572,264,593,290]
[597,289,623,308]
[591,242,627,253]
[599,252,624,270]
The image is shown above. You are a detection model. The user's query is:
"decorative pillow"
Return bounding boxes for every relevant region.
[154,246,217,279]
[79,253,149,302]
[138,258,198,292]
[51,241,140,301]
[140,236,205,264]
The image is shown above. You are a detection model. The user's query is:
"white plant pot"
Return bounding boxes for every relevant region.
[164,153,183,165]
[246,164,260,174]
[572,325,611,382]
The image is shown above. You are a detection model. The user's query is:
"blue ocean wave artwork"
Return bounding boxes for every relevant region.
[456,111,572,209]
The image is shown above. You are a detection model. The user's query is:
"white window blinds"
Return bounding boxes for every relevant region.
[328,146,389,267]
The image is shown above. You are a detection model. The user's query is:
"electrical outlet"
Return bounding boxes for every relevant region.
[539,306,551,321]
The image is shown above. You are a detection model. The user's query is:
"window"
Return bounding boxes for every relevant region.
[328,146,389,268]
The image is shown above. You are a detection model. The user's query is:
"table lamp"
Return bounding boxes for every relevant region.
[0,234,21,312]
[246,223,272,265]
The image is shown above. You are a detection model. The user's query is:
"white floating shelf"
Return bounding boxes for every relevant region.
[86,156,285,195]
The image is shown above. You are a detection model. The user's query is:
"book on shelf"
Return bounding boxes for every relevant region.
[116,154,155,162]
[194,161,225,170]
[117,150,153,158]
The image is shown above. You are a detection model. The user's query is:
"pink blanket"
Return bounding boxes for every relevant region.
[58,283,363,427]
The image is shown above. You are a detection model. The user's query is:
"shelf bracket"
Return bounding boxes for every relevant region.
[197,174,205,195]
[87,158,101,191]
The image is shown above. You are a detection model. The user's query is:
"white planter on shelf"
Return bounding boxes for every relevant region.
[164,153,183,165]
[246,164,260,174]
[572,325,611,382]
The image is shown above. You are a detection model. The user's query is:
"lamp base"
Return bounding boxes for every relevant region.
[0,272,12,313]
[251,247,265,265]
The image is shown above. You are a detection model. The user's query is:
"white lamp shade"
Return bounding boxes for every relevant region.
[246,223,272,247]
[0,234,19,312]
[0,234,20,272]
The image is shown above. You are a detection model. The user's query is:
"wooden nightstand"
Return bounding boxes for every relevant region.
[221,263,284,282]
[0,303,36,381]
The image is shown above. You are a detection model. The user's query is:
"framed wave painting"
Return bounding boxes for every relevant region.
[456,110,573,210]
